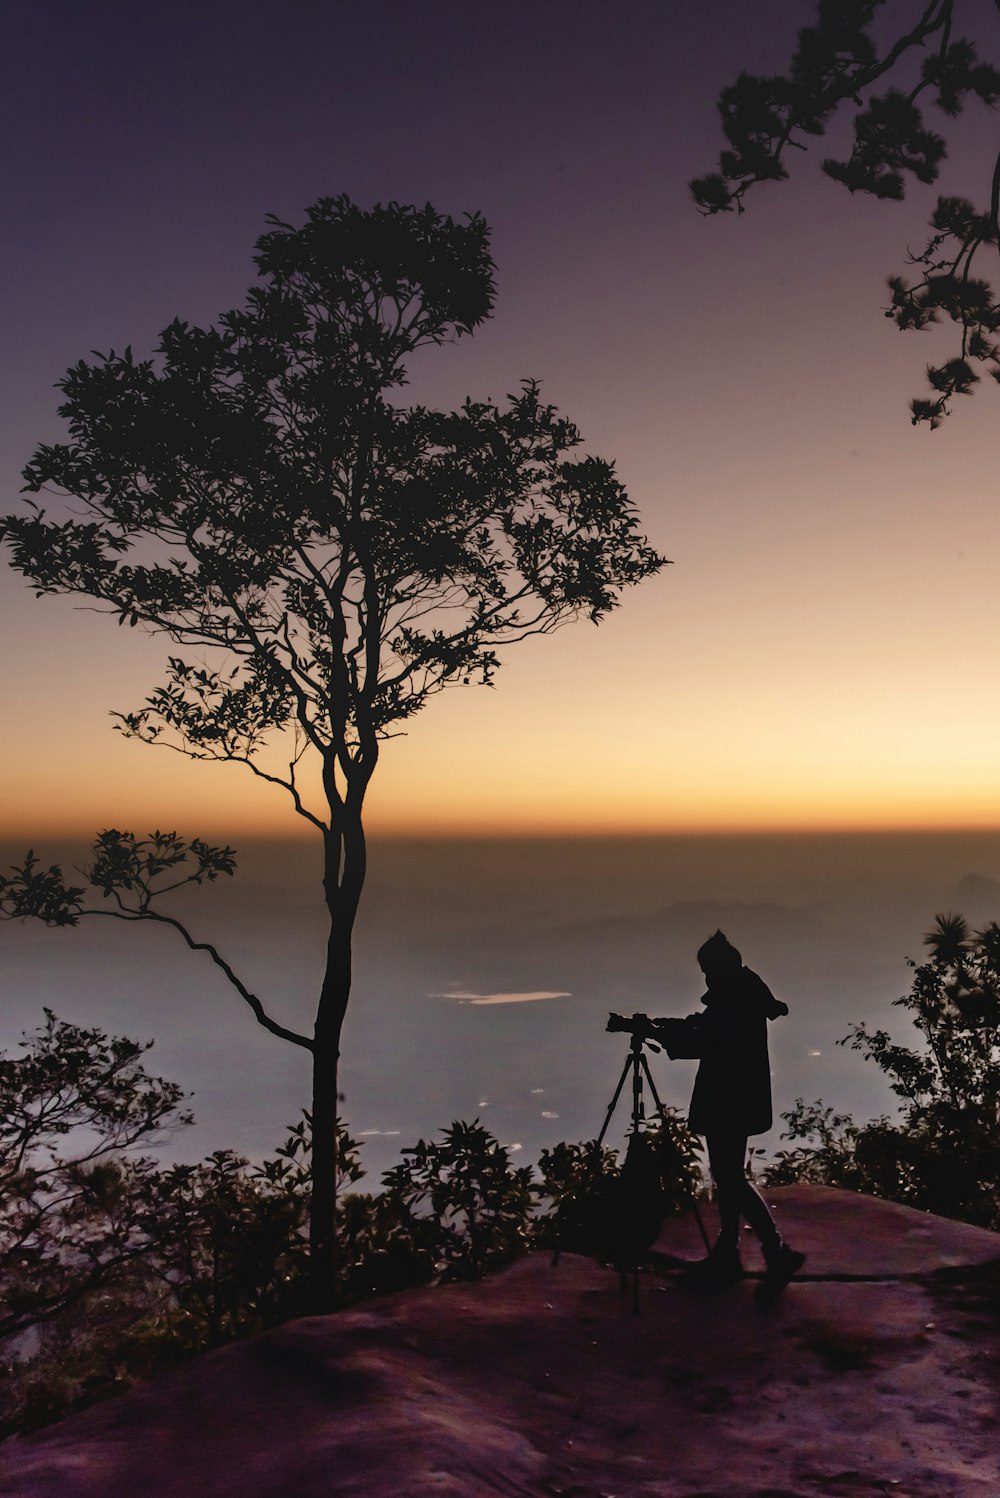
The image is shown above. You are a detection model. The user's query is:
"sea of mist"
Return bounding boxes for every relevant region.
[3,831,1000,1182]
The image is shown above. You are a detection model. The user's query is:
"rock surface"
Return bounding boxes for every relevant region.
[2,1186,999,1498]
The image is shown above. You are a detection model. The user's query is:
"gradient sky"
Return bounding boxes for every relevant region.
[3,0,999,839]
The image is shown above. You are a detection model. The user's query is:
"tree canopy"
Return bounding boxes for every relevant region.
[4,196,662,808]
[691,0,1000,427]
[1,195,666,1306]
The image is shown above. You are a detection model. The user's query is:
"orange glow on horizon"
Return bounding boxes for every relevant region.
[5,6,1000,865]
[5,760,1000,845]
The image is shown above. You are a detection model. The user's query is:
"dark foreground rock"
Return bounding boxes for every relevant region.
[2,1186,999,1498]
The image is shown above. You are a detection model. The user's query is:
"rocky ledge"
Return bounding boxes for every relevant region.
[2,1186,999,1498]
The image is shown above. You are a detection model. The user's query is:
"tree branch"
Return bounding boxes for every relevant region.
[86,909,313,1051]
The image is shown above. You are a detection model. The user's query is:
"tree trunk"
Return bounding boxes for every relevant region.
[309,1031,342,1313]
[308,806,367,1313]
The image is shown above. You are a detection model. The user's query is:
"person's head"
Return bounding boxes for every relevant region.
[697,929,742,983]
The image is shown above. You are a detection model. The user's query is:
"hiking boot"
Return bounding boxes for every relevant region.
[755,1244,806,1302]
[683,1243,743,1288]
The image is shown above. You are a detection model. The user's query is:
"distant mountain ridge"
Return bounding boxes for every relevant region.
[950,872,1000,916]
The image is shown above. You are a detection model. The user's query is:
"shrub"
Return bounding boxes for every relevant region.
[1,1009,702,1436]
[764,914,1000,1230]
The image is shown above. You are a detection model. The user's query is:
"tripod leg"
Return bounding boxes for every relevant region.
[689,1198,711,1250]
[639,1053,711,1249]
[639,1053,667,1119]
[597,1057,635,1146]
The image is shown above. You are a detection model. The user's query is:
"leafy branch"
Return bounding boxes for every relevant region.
[0,833,313,1052]
[691,0,1000,425]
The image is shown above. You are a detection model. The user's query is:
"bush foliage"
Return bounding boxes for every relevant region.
[0,1011,701,1437]
[13,908,991,1439]
[764,913,1000,1230]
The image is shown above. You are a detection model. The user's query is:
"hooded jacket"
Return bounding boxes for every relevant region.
[655,946,790,1132]
[682,964,786,1137]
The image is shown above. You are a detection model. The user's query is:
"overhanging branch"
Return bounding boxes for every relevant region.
[87,908,313,1051]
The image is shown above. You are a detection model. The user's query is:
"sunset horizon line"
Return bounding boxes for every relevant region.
[5,819,1000,846]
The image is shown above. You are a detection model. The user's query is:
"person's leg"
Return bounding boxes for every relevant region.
[702,1131,806,1296]
[706,1131,748,1255]
[707,1131,783,1256]
[736,1169,782,1260]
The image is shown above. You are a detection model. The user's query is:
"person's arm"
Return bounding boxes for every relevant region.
[746,969,788,1019]
[649,1012,706,1059]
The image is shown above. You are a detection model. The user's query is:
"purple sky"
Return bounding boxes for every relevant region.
[3,1,1000,836]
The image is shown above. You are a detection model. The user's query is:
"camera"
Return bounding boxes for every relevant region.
[606,1010,703,1060]
[606,1010,652,1037]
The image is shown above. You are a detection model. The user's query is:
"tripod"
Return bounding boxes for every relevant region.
[598,1028,710,1253]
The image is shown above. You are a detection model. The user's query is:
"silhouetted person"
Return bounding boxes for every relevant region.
[652,930,805,1299]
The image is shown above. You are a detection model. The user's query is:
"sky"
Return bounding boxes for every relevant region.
[3,0,1000,841]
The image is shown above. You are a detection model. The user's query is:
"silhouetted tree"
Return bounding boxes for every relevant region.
[0,196,666,1307]
[0,1012,360,1434]
[766,913,1000,1227]
[691,0,1000,427]
[0,1010,190,1344]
